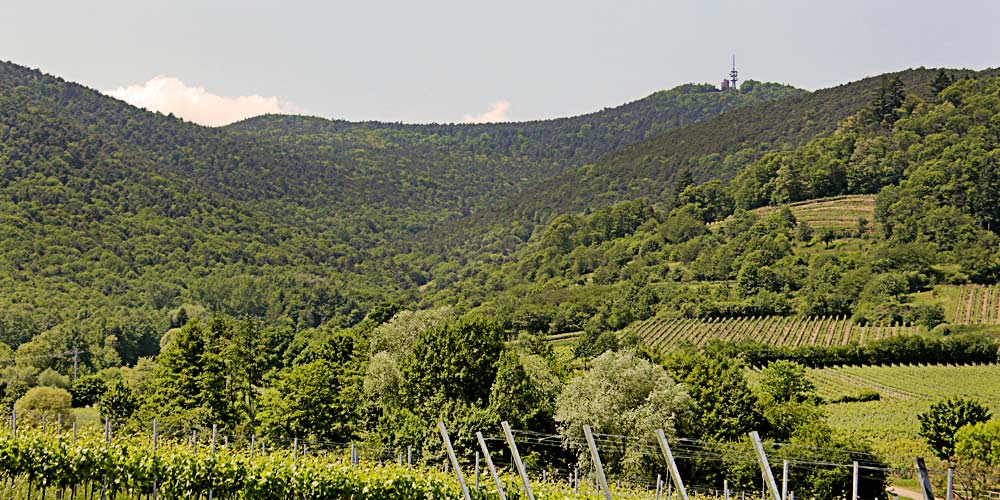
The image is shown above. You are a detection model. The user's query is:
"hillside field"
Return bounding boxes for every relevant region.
[808,364,1000,465]
[625,316,917,351]
[712,195,877,231]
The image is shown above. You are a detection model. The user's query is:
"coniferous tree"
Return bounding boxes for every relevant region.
[930,69,955,95]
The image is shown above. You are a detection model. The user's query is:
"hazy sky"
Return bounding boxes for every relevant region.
[2,0,998,125]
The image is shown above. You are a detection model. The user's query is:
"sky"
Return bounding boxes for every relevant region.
[2,0,998,126]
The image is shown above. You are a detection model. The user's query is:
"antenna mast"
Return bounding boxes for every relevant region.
[729,55,738,90]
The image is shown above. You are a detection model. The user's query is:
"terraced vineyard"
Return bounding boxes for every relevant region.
[713,195,877,231]
[805,364,1000,464]
[628,316,917,351]
[952,285,1000,324]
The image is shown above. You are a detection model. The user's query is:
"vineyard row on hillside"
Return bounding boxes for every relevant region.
[628,316,918,351]
[953,285,1000,324]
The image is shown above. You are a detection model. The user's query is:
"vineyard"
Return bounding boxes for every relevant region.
[0,418,907,500]
[0,413,751,500]
[0,431,476,500]
[807,363,1000,464]
[712,195,877,231]
[951,285,1000,324]
[627,316,917,351]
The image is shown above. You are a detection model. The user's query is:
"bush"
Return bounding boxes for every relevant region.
[37,368,71,389]
[14,387,73,424]
[97,381,137,425]
[829,390,881,404]
[70,374,107,407]
[916,303,946,330]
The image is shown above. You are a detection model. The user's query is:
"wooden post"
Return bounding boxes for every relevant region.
[655,429,689,500]
[583,425,612,500]
[437,422,472,500]
[748,432,781,500]
[501,421,536,500]
[915,458,934,500]
[475,431,507,500]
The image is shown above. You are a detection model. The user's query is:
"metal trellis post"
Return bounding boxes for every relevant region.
[583,425,612,500]
[748,431,782,500]
[501,421,536,500]
[437,422,472,500]
[476,431,507,500]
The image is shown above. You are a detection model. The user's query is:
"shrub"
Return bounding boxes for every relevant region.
[70,374,107,407]
[14,387,73,424]
[829,390,881,404]
[37,368,71,389]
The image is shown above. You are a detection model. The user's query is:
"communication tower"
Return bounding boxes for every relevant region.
[729,55,738,90]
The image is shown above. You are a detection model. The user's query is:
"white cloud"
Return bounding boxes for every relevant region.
[103,76,302,127]
[462,100,511,123]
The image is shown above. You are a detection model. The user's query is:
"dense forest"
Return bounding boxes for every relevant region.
[3,59,1000,496]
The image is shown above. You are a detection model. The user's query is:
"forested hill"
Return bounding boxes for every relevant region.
[488,67,997,218]
[412,71,1000,345]
[0,59,798,364]
[228,80,801,168]
[389,67,997,273]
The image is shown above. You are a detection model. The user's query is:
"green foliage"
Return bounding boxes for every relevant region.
[955,418,1000,466]
[918,397,992,461]
[140,317,267,429]
[36,368,70,389]
[97,380,138,425]
[259,354,360,442]
[487,350,558,433]
[13,386,72,422]
[0,430,483,500]
[398,316,504,407]
[661,352,763,440]
[931,69,955,96]
[718,333,999,368]
[555,350,693,476]
[69,374,107,407]
[759,360,816,404]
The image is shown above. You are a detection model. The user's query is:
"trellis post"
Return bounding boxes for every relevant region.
[583,425,612,500]
[438,422,472,500]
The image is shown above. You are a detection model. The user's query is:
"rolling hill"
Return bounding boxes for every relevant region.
[0,59,801,360]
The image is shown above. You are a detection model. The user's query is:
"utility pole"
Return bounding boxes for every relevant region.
[62,348,80,381]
